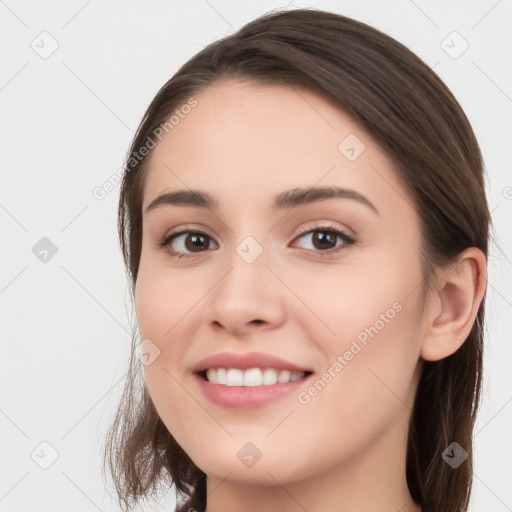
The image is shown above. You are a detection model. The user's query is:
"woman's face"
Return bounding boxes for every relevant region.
[135,80,427,487]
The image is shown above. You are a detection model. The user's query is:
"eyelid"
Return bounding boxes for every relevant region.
[157,223,216,249]
[159,223,212,241]
[293,219,355,239]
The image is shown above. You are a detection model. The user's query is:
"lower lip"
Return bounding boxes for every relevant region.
[193,373,313,409]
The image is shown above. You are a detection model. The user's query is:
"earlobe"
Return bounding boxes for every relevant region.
[420,247,487,362]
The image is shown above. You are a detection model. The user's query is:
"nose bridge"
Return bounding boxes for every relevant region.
[234,232,266,266]
[220,208,270,272]
[205,227,285,330]
[221,231,269,295]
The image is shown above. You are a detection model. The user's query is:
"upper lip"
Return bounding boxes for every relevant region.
[191,351,313,374]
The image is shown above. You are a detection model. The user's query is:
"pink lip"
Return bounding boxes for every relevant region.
[192,373,314,409]
[190,351,312,373]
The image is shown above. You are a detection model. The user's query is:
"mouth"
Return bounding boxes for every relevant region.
[193,370,314,409]
[197,367,314,387]
[191,351,315,408]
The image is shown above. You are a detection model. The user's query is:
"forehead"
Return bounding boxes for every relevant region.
[141,80,408,216]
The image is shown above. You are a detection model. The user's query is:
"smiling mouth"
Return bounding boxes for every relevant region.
[198,368,314,386]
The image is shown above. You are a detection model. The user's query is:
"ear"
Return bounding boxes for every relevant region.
[420,247,487,362]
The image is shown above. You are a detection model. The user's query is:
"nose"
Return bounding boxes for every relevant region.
[205,242,286,336]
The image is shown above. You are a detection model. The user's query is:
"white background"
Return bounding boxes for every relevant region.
[1,1,511,510]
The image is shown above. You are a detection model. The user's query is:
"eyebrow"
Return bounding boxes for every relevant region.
[144,186,379,215]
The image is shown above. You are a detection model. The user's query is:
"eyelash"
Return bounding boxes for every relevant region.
[157,224,356,259]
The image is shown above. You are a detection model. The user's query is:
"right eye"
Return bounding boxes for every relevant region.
[157,230,218,258]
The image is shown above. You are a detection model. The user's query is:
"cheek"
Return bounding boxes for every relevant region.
[296,256,424,422]
[295,258,419,350]
[282,296,422,475]
[134,261,207,429]
[313,268,423,408]
[134,257,201,342]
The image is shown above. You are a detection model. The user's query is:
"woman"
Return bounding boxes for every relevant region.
[103,8,489,512]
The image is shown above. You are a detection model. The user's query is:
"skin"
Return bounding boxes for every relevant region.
[134,79,487,512]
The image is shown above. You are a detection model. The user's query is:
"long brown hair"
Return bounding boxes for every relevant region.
[102,8,490,512]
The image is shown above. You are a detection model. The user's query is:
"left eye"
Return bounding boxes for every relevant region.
[292,226,355,253]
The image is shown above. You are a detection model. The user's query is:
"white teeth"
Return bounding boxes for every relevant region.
[226,369,244,386]
[277,370,291,383]
[243,368,263,386]
[216,368,227,384]
[262,368,278,385]
[205,367,307,386]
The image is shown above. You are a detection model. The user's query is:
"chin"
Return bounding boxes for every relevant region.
[185,439,312,487]
[198,456,295,486]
